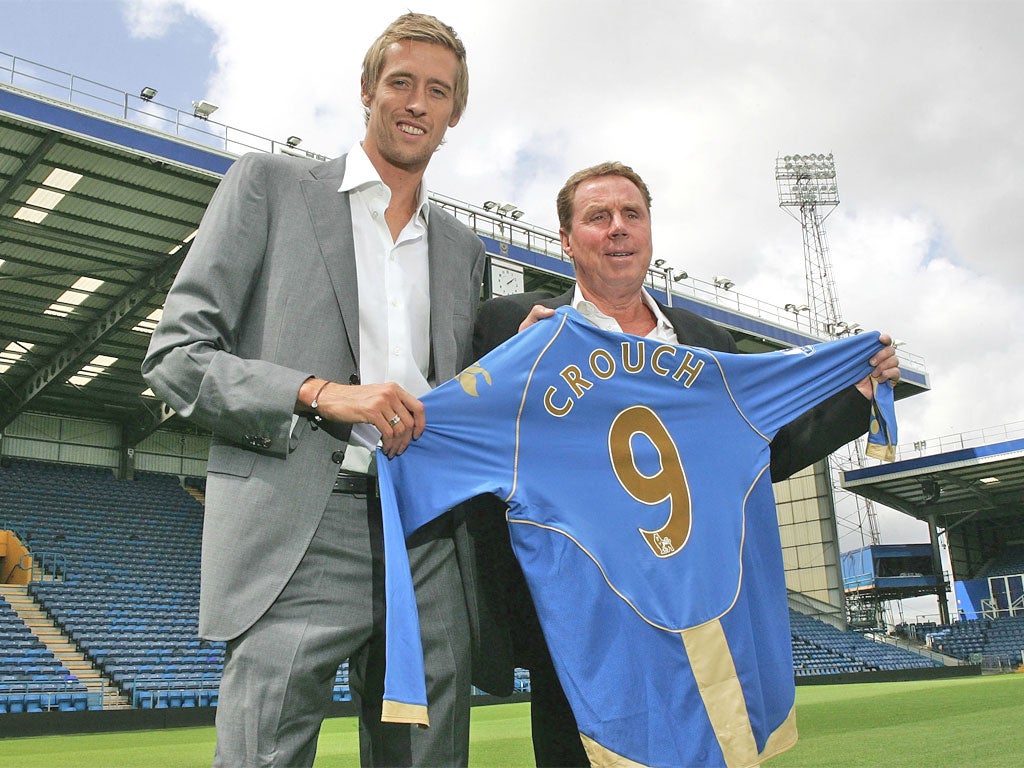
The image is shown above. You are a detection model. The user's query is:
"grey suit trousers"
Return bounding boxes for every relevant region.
[213,490,471,767]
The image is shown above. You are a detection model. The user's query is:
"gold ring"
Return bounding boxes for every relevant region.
[389,414,401,426]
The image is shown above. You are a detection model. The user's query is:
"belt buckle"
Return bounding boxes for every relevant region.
[333,472,375,496]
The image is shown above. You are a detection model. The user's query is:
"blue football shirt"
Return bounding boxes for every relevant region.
[377,307,896,767]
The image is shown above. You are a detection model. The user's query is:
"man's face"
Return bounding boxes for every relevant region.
[561,175,654,299]
[362,39,461,174]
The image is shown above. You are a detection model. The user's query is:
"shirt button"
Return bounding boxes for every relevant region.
[331,451,345,464]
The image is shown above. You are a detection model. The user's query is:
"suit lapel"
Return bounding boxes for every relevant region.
[302,156,360,364]
[545,289,574,310]
[662,303,705,347]
[427,209,459,383]
[663,305,690,343]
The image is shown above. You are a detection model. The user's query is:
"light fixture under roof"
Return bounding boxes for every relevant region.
[286,135,302,147]
[140,86,157,101]
[978,476,1000,485]
[45,276,104,318]
[0,341,34,374]
[13,167,84,224]
[68,354,118,388]
[168,229,199,255]
[132,308,164,335]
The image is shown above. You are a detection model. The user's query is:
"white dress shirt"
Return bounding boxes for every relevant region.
[338,143,433,468]
[572,285,679,343]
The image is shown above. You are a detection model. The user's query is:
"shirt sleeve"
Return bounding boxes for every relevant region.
[865,375,898,461]
[714,332,890,447]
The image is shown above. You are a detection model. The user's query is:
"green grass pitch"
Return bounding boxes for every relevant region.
[1,674,1021,767]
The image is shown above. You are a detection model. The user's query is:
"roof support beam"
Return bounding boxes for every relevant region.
[0,132,59,207]
[0,249,186,431]
[121,399,177,449]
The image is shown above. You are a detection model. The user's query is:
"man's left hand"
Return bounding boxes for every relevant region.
[856,333,900,399]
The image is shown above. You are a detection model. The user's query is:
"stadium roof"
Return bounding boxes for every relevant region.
[841,436,1024,535]
[1,54,930,448]
[0,77,234,443]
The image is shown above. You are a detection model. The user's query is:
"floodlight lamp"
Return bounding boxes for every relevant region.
[713,276,735,290]
[510,209,526,220]
[672,270,689,281]
[784,303,809,313]
[654,258,666,268]
[192,99,219,119]
[140,86,157,101]
[483,201,498,211]
[286,136,302,148]
[829,321,860,336]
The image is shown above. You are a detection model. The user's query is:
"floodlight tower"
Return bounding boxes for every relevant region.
[775,153,842,336]
[776,153,882,556]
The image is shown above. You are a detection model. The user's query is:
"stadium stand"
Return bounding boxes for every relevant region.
[0,592,89,713]
[978,544,1024,580]
[789,610,943,677]
[900,616,1024,668]
[1,457,966,717]
[0,458,353,711]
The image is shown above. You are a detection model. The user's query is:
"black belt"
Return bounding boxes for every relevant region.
[332,471,376,495]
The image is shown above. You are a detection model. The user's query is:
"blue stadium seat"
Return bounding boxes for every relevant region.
[23,694,44,713]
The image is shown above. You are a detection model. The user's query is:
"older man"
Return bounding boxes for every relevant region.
[468,161,899,766]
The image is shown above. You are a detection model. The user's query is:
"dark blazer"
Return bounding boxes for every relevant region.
[467,287,870,694]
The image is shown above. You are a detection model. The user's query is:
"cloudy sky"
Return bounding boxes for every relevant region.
[5,0,1022,615]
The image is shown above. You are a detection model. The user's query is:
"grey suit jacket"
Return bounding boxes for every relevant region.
[142,152,486,641]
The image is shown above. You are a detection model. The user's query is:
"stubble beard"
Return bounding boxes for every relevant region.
[376,122,444,174]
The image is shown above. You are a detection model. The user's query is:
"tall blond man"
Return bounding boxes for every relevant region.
[143,13,485,767]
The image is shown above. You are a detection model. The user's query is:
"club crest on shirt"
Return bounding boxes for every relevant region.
[456,363,492,397]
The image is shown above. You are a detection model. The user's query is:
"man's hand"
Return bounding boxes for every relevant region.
[855,333,900,400]
[517,304,557,333]
[296,379,425,457]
